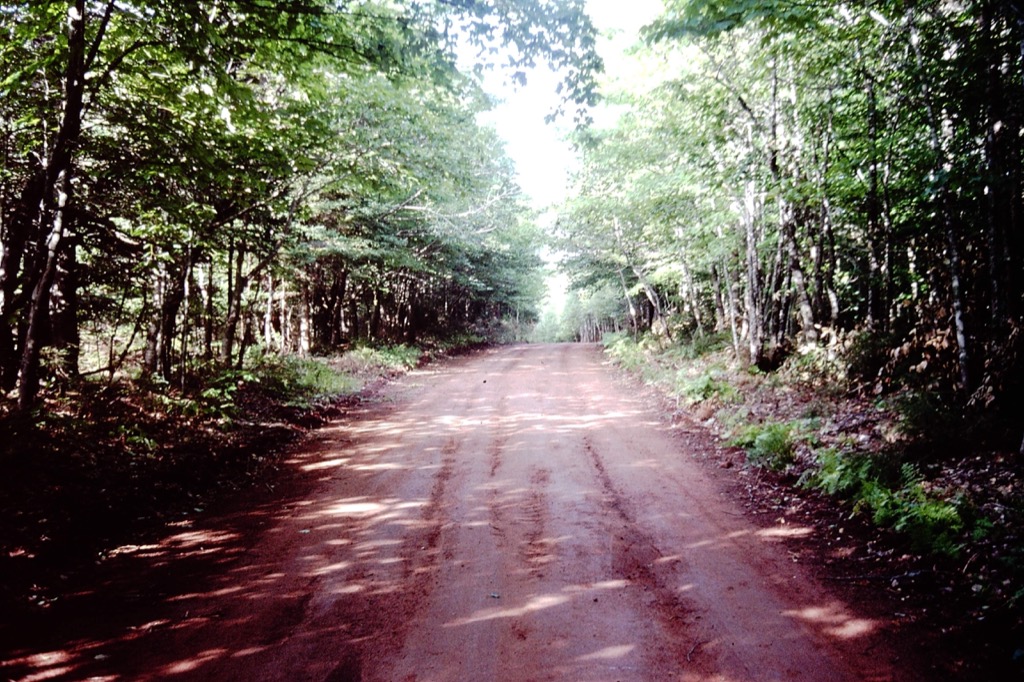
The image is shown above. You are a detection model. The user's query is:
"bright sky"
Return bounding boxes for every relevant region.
[476,0,664,210]
[461,0,664,320]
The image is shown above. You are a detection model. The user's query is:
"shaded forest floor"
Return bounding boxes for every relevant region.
[0,347,431,621]
[607,336,1024,679]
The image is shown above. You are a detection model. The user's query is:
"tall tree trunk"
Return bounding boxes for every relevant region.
[178,239,193,388]
[811,119,841,325]
[369,289,382,341]
[203,262,215,361]
[221,243,246,367]
[820,193,842,324]
[335,269,350,343]
[781,208,817,344]
[158,264,187,380]
[281,284,292,351]
[298,278,311,356]
[16,1,88,410]
[143,262,165,378]
[680,258,705,336]
[632,264,671,341]
[0,173,45,391]
[722,260,742,358]
[910,17,972,393]
[236,310,255,370]
[17,169,73,410]
[742,179,762,365]
[617,268,639,341]
[348,294,359,343]
[865,72,888,331]
[51,232,80,376]
[981,3,1008,332]
[263,274,275,349]
[710,264,727,333]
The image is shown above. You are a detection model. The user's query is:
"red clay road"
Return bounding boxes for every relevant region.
[3,344,913,681]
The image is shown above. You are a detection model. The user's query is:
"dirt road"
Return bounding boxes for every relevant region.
[4,344,910,681]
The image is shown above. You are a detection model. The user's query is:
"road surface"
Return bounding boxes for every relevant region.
[4,344,908,681]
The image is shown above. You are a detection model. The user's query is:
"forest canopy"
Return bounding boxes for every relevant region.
[0,0,601,411]
[553,0,1024,438]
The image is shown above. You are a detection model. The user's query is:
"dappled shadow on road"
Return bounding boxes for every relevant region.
[1,345,899,682]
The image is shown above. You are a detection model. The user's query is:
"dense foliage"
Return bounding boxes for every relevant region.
[555,0,1024,449]
[0,0,600,411]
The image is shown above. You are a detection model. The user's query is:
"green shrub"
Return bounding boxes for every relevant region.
[666,331,731,361]
[675,370,739,405]
[334,344,421,375]
[435,332,485,350]
[731,418,824,471]
[856,469,966,557]
[113,423,157,457]
[200,368,262,418]
[804,449,970,557]
[253,356,359,408]
[730,422,796,471]
[222,346,422,414]
[289,358,361,398]
[800,447,874,496]
[603,332,648,371]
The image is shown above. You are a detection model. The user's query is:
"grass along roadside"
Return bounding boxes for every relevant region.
[601,331,1024,657]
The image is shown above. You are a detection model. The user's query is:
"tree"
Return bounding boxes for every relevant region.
[1,0,603,409]
[560,0,1024,405]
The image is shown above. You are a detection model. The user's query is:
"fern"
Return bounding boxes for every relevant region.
[730,422,796,471]
[806,449,969,557]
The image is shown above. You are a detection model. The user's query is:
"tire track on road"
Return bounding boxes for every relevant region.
[582,433,699,674]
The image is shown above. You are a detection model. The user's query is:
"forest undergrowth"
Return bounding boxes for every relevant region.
[0,343,437,618]
[604,331,1024,678]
